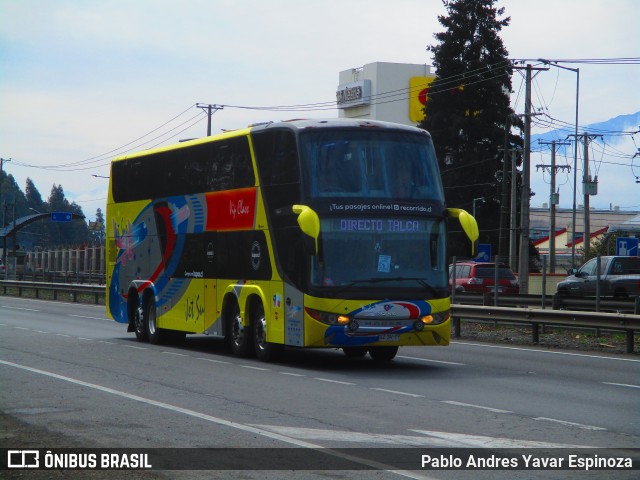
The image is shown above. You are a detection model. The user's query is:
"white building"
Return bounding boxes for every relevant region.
[336,62,434,126]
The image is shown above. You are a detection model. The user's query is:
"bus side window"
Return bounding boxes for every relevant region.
[204,137,254,192]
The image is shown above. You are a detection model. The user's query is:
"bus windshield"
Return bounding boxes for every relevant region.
[299,129,444,201]
[310,216,448,295]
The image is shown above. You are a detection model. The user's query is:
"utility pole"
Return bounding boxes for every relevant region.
[537,140,571,273]
[0,157,11,177]
[518,64,532,293]
[509,149,518,270]
[498,115,512,266]
[513,63,547,293]
[583,132,590,254]
[196,103,224,136]
[568,132,601,257]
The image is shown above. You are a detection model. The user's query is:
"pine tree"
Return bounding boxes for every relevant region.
[25,178,45,212]
[420,0,523,260]
[45,184,89,246]
[93,208,106,244]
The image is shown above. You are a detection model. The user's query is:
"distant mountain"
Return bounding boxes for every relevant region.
[531,111,640,146]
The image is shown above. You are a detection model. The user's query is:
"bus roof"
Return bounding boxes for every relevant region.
[249,118,431,135]
[111,118,430,163]
[111,126,253,163]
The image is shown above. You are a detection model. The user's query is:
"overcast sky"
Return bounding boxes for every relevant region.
[1,0,639,221]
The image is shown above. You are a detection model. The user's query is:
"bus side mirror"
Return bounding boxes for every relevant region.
[292,204,320,256]
[447,208,479,255]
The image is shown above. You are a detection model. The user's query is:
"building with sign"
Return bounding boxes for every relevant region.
[336,62,434,126]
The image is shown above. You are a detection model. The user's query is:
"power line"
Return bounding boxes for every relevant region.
[512,57,640,65]
[9,58,637,176]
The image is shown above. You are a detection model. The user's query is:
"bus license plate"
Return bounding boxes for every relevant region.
[379,334,400,342]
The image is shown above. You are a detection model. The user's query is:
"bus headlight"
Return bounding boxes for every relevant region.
[305,307,350,325]
[419,311,450,326]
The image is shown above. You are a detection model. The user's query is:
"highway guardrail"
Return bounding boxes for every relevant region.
[0,280,104,305]
[1,280,639,353]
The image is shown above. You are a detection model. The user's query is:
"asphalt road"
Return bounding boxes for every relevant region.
[1,296,639,479]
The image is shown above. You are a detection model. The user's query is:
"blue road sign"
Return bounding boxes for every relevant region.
[616,237,639,256]
[474,243,492,262]
[51,212,72,222]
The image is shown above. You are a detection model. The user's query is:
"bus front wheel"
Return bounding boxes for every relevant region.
[343,347,368,358]
[369,346,398,362]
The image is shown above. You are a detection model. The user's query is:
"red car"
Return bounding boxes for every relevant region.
[449,262,520,294]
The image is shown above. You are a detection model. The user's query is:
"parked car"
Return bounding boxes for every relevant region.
[449,261,520,294]
[556,256,640,298]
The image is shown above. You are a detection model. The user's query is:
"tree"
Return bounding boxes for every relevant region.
[44,184,89,246]
[21,178,47,247]
[92,208,106,245]
[1,174,27,227]
[420,0,523,261]
[25,178,45,212]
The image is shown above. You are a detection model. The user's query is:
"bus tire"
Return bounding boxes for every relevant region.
[145,297,166,345]
[369,346,399,362]
[343,347,368,358]
[253,303,283,362]
[229,303,253,357]
[131,295,147,342]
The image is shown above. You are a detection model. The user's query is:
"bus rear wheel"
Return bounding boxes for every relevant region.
[132,299,147,342]
[145,298,165,345]
[369,346,398,362]
[253,304,283,362]
[229,303,253,357]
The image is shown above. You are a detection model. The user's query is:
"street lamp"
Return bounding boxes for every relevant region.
[472,197,485,217]
[538,59,580,268]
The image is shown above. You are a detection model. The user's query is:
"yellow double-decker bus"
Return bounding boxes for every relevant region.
[106,119,478,361]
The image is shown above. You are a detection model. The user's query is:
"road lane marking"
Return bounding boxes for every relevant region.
[240,365,270,371]
[602,382,640,389]
[279,372,306,377]
[69,314,110,321]
[314,377,355,385]
[255,426,592,448]
[0,359,436,480]
[452,341,640,362]
[370,388,424,398]
[2,306,40,312]
[162,351,187,357]
[533,417,606,431]
[196,357,230,364]
[398,355,465,365]
[252,425,445,446]
[441,400,512,414]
